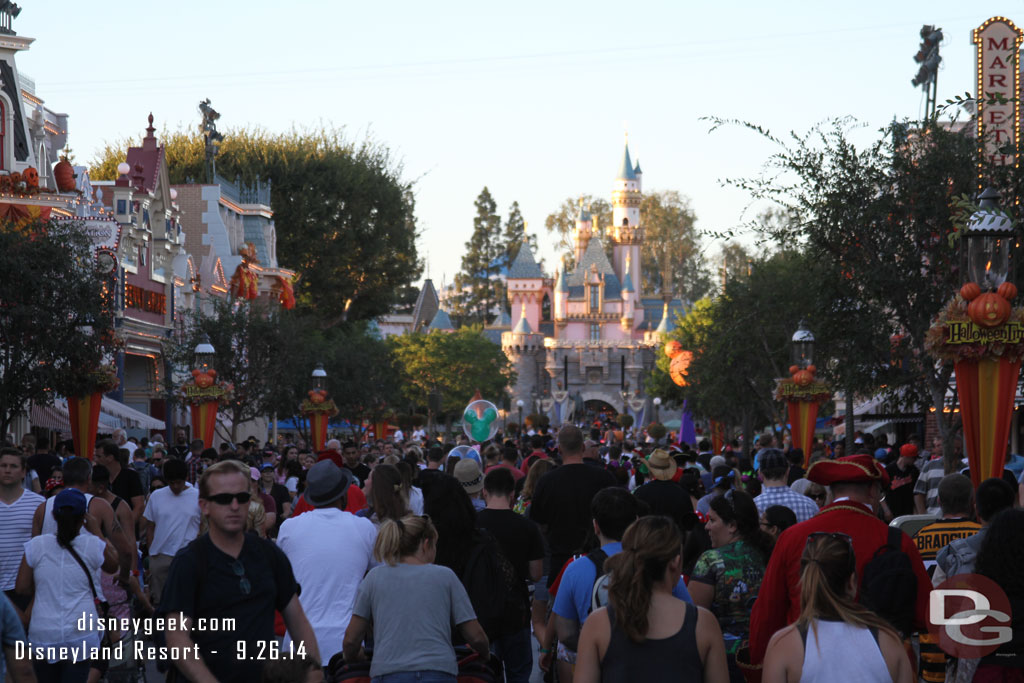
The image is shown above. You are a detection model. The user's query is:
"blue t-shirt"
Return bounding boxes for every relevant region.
[551,541,692,625]
[0,593,26,680]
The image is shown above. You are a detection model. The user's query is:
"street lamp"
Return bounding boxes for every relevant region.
[965,187,1013,292]
[516,399,524,436]
[653,396,662,423]
[791,320,814,370]
[311,363,327,392]
[193,334,215,372]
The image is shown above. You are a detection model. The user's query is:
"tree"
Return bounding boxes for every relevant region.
[706,116,994,451]
[0,220,119,436]
[717,242,753,290]
[91,126,421,326]
[452,188,504,325]
[647,250,830,455]
[170,298,292,441]
[544,195,613,269]
[640,190,712,303]
[389,327,514,427]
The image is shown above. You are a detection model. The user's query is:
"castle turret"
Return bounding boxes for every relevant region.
[573,197,593,266]
[610,141,642,320]
[620,253,635,331]
[554,264,568,321]
[655,302,674,337]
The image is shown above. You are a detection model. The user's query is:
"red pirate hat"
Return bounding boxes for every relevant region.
[317,449,344,469]
[807,454,891,488]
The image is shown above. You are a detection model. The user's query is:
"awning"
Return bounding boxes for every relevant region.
[100,397,165,430]
[30,399,123,433]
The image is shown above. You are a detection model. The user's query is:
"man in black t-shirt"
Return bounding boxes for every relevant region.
[634,450,697,533]
[477,467,544,683]
[160,459,321,682]
[529,426,615,588]
[885,443,921,519]
[27,441,61,484]
[96,440,145,527]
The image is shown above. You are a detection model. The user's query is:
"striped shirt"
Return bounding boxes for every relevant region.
[913,518,981,567]
[913,459,945,516]
[0,488,44,590]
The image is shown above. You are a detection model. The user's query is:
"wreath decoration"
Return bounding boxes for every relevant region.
[925,295,1024,364]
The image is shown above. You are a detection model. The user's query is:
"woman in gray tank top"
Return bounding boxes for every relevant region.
[574,515,729,682]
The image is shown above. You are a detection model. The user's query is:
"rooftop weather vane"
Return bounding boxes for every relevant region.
[0,1,21,36]
[199,99,223,183]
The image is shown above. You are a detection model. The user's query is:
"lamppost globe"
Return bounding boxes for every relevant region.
[193,334,215,372]
[653,397,662,406]
[516,399,524,408]
[791,320,815,369]
[311,363,327,392]
[966,187,1013,290]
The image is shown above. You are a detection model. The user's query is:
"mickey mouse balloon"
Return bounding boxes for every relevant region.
[463,398,499,443]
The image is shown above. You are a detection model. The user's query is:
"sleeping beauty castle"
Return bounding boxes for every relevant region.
[499,143,682,425]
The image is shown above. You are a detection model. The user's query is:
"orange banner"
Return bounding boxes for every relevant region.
[955,356,1022,488]
[190,401,219,449]
[308,412,329,453]
[787,399,820,468]
[710,420,725,456]
[68,392,103,460]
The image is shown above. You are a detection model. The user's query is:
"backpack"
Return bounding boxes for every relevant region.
[588,548,611,613]
[859,527,918,637]
[460,531,530,639]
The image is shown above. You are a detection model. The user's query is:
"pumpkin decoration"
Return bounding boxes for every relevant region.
[960,282,982,301]
[998,281,1018,301]
[664,340,683,358]
[53,157,76,192]
[792,368,814,386]
[308,389,327,404]
[22,167,39,193]
[9,172,23,193]
[664,340,693,387]
[968,291,1012,328]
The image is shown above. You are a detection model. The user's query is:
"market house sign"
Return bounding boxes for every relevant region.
[973,17,1023,172]
[125,284,166,315]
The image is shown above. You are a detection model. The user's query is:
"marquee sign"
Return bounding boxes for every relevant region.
[973,17,1023,172]
[947,320,1024,344]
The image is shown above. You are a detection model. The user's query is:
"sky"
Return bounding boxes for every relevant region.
[15,1,1024,296]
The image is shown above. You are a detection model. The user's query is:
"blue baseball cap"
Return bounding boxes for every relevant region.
[53,488,87,515]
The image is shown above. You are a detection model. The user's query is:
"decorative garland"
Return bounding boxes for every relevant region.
[924,295,1024,364]
[774,378,831,402]
[301,389,338,416]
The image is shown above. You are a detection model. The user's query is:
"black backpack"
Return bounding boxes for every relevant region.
[859,527,918,637]
[461,531,530,639]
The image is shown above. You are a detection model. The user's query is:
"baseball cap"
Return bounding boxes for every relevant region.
[53,488,87,515]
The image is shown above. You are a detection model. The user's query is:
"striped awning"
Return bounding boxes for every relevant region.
[30,399,122,433]
[99,397,165,430]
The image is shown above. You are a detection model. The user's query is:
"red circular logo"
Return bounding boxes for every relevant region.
[927,573,1013,659]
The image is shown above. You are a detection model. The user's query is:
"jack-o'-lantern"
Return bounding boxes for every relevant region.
[195,372,214,388]
[968,291,1011,328]
[669,349,693,387]
[22,167,38,189]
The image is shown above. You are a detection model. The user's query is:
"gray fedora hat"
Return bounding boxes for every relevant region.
[305,459,354,507]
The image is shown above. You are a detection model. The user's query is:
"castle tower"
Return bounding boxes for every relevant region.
[506,242,545,333]
[620,253,635,331]
[502,300,546,414]
[610,141,643,332]
[573,197,593,266]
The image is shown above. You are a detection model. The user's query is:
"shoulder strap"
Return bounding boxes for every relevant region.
[64,540,102,607]
[587,548,609,575]
[797,622,809,648]
[868,626,880,647]
[887,526,903,551]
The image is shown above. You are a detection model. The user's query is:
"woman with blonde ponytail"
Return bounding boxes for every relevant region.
[762,533,911,682]
[574,516,729,683]
[343,515,490,682]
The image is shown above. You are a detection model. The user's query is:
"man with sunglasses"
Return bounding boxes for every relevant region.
[748,454,931,668]
[160,459,321,683]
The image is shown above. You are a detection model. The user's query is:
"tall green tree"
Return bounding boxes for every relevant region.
[706,116,998,451]
[0,220,119,436]
[640,191,711,302]
[544,195,613,268]
[453,188,504,325]
[91,126,421,326]
[389,327,514,423]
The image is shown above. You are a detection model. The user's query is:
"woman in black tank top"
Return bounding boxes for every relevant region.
[574,515,729,683]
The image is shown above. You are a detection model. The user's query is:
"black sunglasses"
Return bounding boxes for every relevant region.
[204,491,251,505]
[231,559,251,595]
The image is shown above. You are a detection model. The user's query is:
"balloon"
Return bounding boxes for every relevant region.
[463,399,499,443]
[449,445,481,465]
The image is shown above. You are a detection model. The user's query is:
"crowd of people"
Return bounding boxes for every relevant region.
[0,421,1022,682]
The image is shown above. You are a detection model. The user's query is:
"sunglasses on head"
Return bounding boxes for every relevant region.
[805,531,856,575]
[204,491,251,505]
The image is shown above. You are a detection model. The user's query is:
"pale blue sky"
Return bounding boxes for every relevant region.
[16,2,1022,294]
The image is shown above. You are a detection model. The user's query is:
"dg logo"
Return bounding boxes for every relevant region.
[927,573,1013,659]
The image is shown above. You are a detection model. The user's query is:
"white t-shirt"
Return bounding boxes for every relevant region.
[276,507,378,664]
[0,488,44,590]
[24,533,106,657]
[142,484,200,556]
[407,486,424,516]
